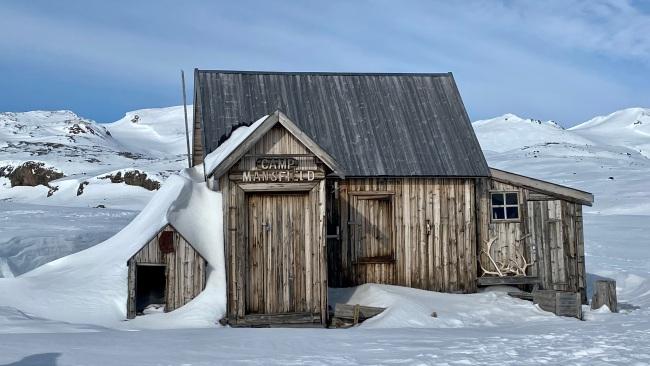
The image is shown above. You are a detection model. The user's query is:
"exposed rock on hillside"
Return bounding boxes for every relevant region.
[0,161,64,187]
[99,170,161,191]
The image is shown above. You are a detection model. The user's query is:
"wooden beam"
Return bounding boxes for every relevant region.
[333,303,385,320]
[490,168,594,206]
[477,276,540,286]
[348,191,396,196]
[228,312,323,327]
[236,182,319,192]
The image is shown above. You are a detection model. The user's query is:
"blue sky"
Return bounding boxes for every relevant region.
[1,0,649,126]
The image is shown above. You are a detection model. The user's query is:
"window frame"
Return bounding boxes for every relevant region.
[489,190,521,222]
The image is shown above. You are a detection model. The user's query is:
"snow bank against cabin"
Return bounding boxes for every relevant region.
[330,284,564,329]
[0,116,272,330]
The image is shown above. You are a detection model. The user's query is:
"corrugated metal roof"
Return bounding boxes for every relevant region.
[195,70,489,177]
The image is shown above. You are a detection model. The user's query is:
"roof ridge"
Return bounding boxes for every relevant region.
[195,69,452,77]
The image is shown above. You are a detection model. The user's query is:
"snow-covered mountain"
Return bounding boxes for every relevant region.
[473,109,650,215]
[472,113,592,152]
[2,105,650,215]
[570,108,650,158]
[0,107,192,210]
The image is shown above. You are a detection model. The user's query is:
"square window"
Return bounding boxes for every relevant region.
[491,193,504,205]
[506,192,518,205]
[491,192,519,221]
[506,206,519,219]
[492,207,505,220]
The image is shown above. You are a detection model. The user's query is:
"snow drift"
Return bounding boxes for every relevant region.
[0,116,268,329]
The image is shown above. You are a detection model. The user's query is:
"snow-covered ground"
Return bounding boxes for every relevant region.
[0,203,136,278]
[0,107,649,365]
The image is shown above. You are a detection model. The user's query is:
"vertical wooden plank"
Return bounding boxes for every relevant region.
[448,180,458,291]
[425,179,434,290]
[440,180,449,291]
[127,260,136,319]
[319,179,328,324]
[466,180,477,292]
[575,205,587,304]
[433,179,442,290]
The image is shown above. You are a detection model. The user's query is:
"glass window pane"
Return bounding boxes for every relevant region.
[506,206,519,219]
[492,207,505,220]
[491,193,504,206]
[506,193,518,205]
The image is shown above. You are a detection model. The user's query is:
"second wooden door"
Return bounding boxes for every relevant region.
[350,195,395,284]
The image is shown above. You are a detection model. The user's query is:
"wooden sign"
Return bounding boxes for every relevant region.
[242,170,316,183]
[233,155,322,184]
[256,157,297,170]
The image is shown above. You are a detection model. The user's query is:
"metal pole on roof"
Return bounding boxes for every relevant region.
[181,70,192,169]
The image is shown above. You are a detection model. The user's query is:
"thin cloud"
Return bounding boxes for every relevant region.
[0,0,648,124]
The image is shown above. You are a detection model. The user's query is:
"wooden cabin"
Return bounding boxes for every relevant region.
[191,70,594,327]
[127,224,207,319]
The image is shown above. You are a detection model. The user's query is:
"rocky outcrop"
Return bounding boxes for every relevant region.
[0,161,64,187]
[99,170,160,191]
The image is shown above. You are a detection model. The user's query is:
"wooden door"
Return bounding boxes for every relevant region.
[247,193,309,314]
[527,200,569,291]
[350,195,395,284]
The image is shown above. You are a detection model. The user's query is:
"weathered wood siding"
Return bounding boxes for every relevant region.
[127,225,207,319]
[329,178,477,293]
[476,179,530,275]
[476,178,587,303]
[220,125,328,326]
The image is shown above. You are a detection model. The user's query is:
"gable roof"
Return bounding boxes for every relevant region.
[208,111,344,179]
[194,70,489,177]
[490,168,594,206]
[128,223,208,262]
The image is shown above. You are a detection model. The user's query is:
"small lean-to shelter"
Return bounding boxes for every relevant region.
[477,168,592,303]
[191,70,593,326]
[127,224,207,319]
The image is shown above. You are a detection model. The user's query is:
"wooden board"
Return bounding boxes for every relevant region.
[533,289,582,319]
[333,303,385,320]
[477,276,540,286]
[229,312,323,328]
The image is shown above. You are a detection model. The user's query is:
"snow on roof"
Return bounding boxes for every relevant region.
[201,115,267,177]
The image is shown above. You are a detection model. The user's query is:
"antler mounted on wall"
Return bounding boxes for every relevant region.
[479,236,533,277]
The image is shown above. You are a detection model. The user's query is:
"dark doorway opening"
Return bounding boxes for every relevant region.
[136,265,166,314]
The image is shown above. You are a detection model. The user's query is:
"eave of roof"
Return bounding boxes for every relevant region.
[490,168,594,206]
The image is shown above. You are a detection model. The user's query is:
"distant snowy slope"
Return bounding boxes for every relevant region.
[473,108,650,215]
[106,106,192,157]
[472,113,593,152]
[0,107,191,209]
[570,107,650,158]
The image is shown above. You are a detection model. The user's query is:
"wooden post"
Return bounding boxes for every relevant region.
[180,70,192,169]
[591,280,618,313]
